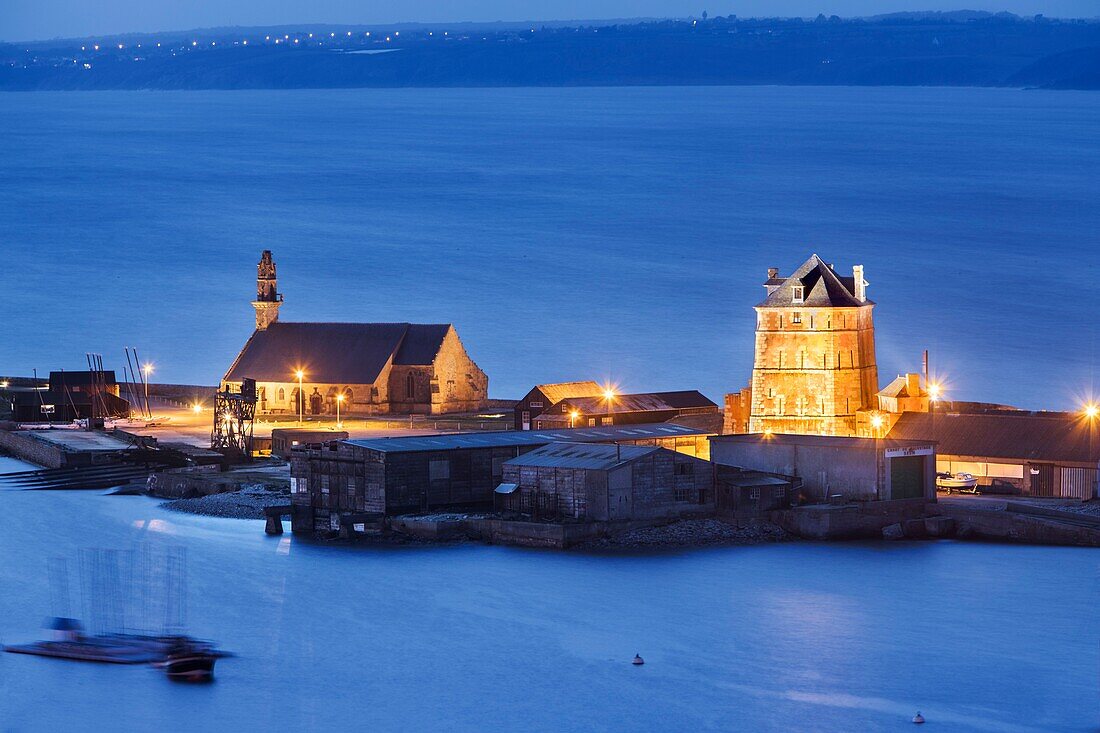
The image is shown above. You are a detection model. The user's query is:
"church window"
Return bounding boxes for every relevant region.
[792,312,802,325]
[406,374,415,400]
[792,286,805,304]
[278,388,285,402]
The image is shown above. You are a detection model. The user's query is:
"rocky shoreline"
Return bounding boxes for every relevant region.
[161,484,289,520]
[572,518,793,551]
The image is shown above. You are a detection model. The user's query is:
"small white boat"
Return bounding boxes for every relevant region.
[937,472,979,493]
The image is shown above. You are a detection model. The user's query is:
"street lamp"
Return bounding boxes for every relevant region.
[336,393,345,429]
[295,369,305,425]
[142,363,154,418]
[603,387,615,427]
[569,410,579,428]
[871,412,884,438]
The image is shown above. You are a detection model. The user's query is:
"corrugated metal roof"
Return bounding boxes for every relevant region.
[346,422,707,453]
[503,441,660,470]
[224,322,451,384]
[535,381,604,404]
[888,411,1100,464]
[552,390,717,415]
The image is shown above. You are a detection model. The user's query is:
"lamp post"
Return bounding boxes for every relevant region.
[603,388,615,427]
[1085,403,1098,496]
[928,383,941,476]
[336,393,345,429]
[871,412,884,439]
[142,363,153,418]
[569,410,579,428]
[295,369,305,425]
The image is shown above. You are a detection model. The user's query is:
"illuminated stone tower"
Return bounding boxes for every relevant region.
[748,254,878,437]
[252,249,282,331]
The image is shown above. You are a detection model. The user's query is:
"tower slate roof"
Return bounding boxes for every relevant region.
[759,253,870,308]
[223,322,452,385]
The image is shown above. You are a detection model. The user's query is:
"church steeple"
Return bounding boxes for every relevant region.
[252,249,282,331]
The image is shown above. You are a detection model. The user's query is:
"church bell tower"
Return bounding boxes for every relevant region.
[252,250,282,331]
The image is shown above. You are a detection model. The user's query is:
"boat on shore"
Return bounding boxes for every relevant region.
[937,472,980,493]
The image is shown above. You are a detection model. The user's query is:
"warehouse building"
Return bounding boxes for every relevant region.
[888,410,1099,499]
[496,441,714,521]
[289,423,713,533]
[709,433,936,503]
[528,390,720,432]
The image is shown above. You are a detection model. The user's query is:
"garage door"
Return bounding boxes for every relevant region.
[890,455,925,500]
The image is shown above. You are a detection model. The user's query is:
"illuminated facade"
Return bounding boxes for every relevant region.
[223,251,489,416]
[748,254,878,437]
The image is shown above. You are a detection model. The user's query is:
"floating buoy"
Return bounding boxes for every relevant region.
[912,712,925,725]
[632,654,644,666]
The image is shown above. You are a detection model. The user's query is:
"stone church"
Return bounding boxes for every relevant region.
[222,251,489,416]
[740,253,879,437]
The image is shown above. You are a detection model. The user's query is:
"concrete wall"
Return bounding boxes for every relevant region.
[711,437,881,501]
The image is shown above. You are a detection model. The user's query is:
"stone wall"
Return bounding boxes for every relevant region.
[0,430,65,468]
[749,305,878,437]
[428,326,489,414]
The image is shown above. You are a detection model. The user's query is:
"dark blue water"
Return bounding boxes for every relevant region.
[0,456,1096,731]
[0,87,1097,407]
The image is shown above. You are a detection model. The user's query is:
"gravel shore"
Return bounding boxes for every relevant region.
[161,484,289,519]
[572,518,793,551]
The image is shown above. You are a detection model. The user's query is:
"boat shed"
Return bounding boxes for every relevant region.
[709,433,936,503]
[498,441,715,521]
[887,411,1099,499]
[289,423,714,533]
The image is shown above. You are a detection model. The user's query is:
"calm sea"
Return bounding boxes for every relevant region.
[0,87,1097,406]
[0,455,1095,731]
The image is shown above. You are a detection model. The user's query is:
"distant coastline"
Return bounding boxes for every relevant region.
[2,13,1098,92]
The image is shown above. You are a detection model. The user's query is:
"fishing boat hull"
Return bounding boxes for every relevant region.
[161,652,218,682]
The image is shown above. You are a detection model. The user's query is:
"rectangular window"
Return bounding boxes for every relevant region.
[601,417,614,426]
[588,418,596,427]
[767,387,776,398]
[792,286,804,304]
[429,459,450,481]
[750,487,761,500]
[809,315,815,329]
[674,488,692,502]
[675,462,694,476]
[529,401,543,408]
[792,312,802,324]
[778,315,784,328]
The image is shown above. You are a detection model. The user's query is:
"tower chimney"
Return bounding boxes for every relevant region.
[767,267,779,280]
[252,250,282,331]
[853,264,867,303]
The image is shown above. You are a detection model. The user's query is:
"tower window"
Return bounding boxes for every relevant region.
[792,286,804,304]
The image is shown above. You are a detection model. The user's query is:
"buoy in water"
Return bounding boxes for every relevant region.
[912,712,925,725]
[632,654,644,666]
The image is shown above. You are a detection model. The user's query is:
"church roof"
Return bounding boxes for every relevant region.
[759,254,870,308]
[878,375,922,399]
[223,322,452,385]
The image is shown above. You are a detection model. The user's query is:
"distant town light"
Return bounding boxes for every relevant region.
[366,32,370,36]
[81,46,86,51]
[330,32,335,37]
[93,44,99,50]
[242,40,248,45]
[191,41,197,46]
[308,33,313,38]
[118,43,124,49]
[394,31,399,36]
[294,39,299,44]
[0,381,8,389]
[266,35,271,40]
[156,42,161,47]
[347,31,352,37]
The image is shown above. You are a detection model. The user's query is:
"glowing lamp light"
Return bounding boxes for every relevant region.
[336,394,345,403]
[928,383,941,401]
[142,363,154,376]
[295,370,305,380]
[763,428,774,438]
[192,403,202,414]
[191,41,197,46]
[94,44,99,50]
[1085,403,1099,420]
[871,414,884,429]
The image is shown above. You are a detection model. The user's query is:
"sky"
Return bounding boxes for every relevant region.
[3,0,1097,42]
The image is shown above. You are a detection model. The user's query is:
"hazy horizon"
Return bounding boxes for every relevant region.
[4,2,1098,43]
